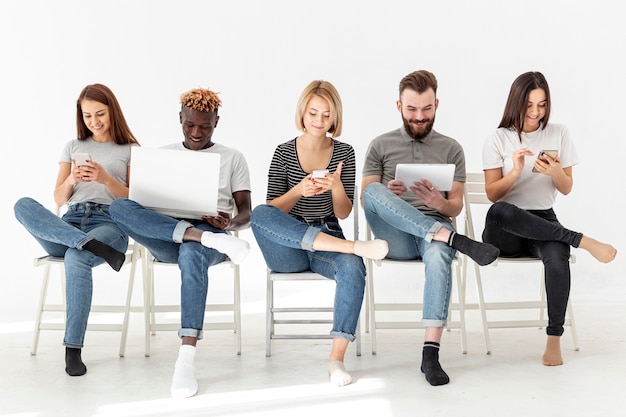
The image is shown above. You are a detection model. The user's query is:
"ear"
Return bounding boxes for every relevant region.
[396,100,402,113]
[214,115,220,127]
[434,98,439,110]
[179,111,183,124]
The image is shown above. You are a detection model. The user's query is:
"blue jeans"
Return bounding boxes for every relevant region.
[362,183,456,327]
[483,201,582,336]
[109,198,227,340]
[250,204,365,342]
[14,197,129,348]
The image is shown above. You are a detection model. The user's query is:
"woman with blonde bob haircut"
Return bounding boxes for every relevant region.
[295,80,343,138]
[251,80,388,386]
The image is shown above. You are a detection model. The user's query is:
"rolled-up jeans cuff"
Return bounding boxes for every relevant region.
[425,222,443,243]
[178,328,203,340]
[423,319,446,328]
[330,330,356,342]
[301,225,321,251]
[173,220,193,243]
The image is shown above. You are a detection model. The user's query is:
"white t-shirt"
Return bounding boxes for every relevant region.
[162,142,251,214]
[482,123,579,210]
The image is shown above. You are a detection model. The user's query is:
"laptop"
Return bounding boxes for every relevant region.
[129,147,221,219]
[394,163,456,192]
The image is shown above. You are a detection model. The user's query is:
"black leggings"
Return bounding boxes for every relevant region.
[482,201,583,336]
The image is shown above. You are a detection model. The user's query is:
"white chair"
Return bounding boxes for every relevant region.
[364,216,468,355]
[266,189,362,357]
[464,172,579,354]
[139,232,242,357]
[31,220,142,357]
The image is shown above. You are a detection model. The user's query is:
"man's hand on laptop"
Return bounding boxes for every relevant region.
[202,211,231,231]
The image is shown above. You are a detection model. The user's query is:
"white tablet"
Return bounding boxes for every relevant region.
[394,163,456,191]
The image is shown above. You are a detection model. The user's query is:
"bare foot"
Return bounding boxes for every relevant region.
[542,335,564,366]
[579,236,617,263]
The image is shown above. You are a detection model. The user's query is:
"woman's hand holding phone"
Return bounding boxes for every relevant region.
[532,149,558,173]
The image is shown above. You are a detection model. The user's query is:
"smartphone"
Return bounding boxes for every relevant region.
[312,169,329,178]
[532,150,557,173]
[72,152,94,167]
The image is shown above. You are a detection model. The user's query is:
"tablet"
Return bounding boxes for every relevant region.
[394,163,455,191]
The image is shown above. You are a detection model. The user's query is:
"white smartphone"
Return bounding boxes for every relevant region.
[532,149,557,173]
[72,152,94,167]
[312,169,329,178]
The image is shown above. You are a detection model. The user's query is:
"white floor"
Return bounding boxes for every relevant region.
[2,247,625,417]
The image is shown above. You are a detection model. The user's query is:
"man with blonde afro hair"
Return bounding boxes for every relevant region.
[110,87,252,398]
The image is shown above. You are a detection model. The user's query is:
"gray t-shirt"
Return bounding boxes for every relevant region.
[362,127,466,217]
[60,137,135,205]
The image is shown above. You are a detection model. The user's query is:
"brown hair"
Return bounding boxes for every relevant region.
[498,71,551,141]
[295,80,343,138]
[399,70,438,98]
[180,87,222,113]
[76,84,139,145]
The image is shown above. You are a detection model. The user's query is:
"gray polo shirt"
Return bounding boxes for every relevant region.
[362,127,466,216]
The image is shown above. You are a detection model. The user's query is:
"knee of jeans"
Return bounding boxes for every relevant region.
[488,201,515,220]
[65,247,97,269]
[178,241,206,261]
[109,198,128,218]
[337,255,366,286]
[541,241,570,263]
[424,243,455,264]
[251,204,273,222]
[14,196,32,213]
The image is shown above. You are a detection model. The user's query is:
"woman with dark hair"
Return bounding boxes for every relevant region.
[482,71,616,366]
[14,83,140,376]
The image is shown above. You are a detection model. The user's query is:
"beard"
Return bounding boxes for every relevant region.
[402,114,435,140]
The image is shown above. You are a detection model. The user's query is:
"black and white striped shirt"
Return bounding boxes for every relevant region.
[266,137,356,221]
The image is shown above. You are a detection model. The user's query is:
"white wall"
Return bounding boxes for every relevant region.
[2,0,624,321]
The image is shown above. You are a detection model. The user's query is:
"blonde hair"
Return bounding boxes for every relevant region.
[180,87,222,113]
[295,80,343,137]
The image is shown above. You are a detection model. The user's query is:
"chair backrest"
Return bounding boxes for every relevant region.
[463,172,489,241]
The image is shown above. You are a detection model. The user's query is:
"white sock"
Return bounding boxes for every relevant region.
[170,345,198,399]
[200,231,250,265]
[353,239,389,260]
[329,360,352,386]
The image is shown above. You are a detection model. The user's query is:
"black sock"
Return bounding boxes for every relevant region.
[448,232,499,266]
[65,347,87,376]
[83,239,125,272]
[420,342,450,386]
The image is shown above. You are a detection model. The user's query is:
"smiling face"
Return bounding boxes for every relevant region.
[81,99,111,141]
[523,88,547,133]
[302,95,333,137]
[180,107,219,150]
[397,88,438,140]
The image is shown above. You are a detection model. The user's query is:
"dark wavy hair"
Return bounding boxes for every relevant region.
[76,83,140,145]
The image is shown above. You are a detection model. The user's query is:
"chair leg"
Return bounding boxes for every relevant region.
[265,270,273,357]
[366,258,378,355]
[355,319,361,356]
[31,263,53,356]
[142,251,152,357]
[119,246,140,357]
[455,260,467,354]
[566,299,580,351]
[473,261,492,354]
[233,263,242,355]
